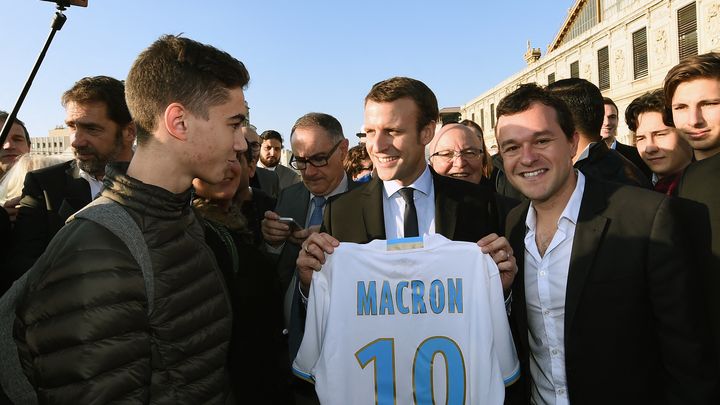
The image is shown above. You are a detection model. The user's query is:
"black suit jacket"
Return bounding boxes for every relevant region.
[5,160,91,288]
[678,152,720,367]
[574,142,651,188]
[323,169,511,243]
[506,176,717,404]
[615,141,652,180]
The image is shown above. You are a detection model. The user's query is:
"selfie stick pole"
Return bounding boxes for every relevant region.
[0,5,67,146]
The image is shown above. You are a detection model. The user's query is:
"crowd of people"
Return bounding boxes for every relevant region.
[0,33,718,404]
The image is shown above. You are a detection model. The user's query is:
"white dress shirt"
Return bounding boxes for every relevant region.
[78,168,104,199]
[524,171,585,405]
[381,165,435,239]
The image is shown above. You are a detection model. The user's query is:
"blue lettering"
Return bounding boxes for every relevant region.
[396,281,409,314]
[379,281,395,315]
[448,278,463,314]
[411,280,427,314]
[357,281,378,315]
[429,279,446,314]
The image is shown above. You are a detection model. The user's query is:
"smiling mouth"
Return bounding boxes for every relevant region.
[521,169,547,178]
[376,156,399,163]
[450,172,469,178]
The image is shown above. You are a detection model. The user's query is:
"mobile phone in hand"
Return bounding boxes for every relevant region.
[278,217,303,231]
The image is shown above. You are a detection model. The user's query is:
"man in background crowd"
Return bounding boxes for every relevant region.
[259,129,301,190]
[601,97,652,179]
[625,89,692,195]
[6,76,136,286]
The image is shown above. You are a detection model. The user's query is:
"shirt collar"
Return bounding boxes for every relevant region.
[526,170,585,231]
[610,139,618,150]
[575,142,596,163]
[382,164,433,198]
[310,174,348,200]
[78,168,103,185]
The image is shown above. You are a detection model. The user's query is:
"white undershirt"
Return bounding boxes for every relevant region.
[524,171,585,405]
[78,168,103,199]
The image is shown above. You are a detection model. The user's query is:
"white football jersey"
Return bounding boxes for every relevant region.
[293,234,519,405]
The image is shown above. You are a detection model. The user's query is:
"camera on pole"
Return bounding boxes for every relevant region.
[0,0,88,146]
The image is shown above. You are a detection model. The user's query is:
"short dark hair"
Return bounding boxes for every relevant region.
[290,112,345,144]
[0,111,30,145]
[126,35,250,145]
[547,78,603,141]
[603,97,618,114]
[664,52,720,105]
[365,77,438,131]
[62,76,132,128]
[260,130,284,146]
[496,83,576,140]
[624,89,673,132]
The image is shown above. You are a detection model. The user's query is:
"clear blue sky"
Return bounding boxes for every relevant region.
[2,0,574,146]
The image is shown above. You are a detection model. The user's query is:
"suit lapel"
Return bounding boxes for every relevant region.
[58,162,92,221]
[432,172,458,239]
[507,201,532,364]
[362,177,386,240]
[564,179,609,335]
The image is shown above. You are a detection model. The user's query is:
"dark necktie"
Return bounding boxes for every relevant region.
[308,196,327,227]
[398,187,419,237]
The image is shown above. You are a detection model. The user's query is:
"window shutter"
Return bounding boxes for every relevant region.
[548,72,556,84]
[570,61,579,78]
[632,28,648,79]
[597,46,610,90]
[678,2,698,61]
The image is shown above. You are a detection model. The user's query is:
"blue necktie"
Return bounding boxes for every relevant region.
[308,196,327,227]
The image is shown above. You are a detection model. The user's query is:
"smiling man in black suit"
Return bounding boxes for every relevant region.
[496,83,716,405]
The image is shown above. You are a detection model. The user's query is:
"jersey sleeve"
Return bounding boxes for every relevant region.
[291,267,330,384]
[486,257,521,386]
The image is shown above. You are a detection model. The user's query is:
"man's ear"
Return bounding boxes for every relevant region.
[164,103,189,141]
[123,122,137,143]
[419,120,436,146]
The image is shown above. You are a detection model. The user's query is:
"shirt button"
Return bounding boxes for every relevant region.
[539,271,546,276]
[543,310,550,316]
[557,388,566,395]
[551,349,558,355]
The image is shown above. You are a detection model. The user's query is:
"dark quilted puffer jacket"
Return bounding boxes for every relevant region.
[14,163,233,404]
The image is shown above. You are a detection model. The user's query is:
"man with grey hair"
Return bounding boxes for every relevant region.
[261,112,354,402]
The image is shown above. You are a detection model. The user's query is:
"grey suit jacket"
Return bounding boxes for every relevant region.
[274,164,301,191]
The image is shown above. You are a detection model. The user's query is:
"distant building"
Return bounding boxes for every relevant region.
[461,0,720,149]
[31,126,72,156]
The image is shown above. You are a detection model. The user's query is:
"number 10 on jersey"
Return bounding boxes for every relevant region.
[355,336,466,405]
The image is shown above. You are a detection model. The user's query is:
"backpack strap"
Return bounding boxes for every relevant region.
[70,196,154,314]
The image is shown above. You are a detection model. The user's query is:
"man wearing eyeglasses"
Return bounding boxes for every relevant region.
[429,123,491,187]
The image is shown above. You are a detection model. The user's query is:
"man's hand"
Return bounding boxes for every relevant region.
[477,233,518,296]
[3,196,21,222]
[261,210,291,247]
[289,224,321,245]
[296,232,339,295]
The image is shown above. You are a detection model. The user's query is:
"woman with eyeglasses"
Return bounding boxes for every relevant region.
[428,122,494,189]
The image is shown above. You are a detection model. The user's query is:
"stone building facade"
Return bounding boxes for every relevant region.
[461,0,720,151]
